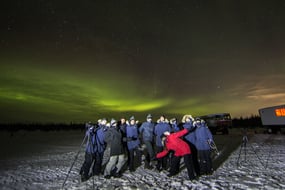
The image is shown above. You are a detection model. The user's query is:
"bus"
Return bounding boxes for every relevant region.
[197,113,232,134]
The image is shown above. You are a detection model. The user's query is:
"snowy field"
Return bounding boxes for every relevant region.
[0,130,284,190]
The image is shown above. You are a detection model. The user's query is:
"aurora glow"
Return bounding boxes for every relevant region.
[1,1,285,123]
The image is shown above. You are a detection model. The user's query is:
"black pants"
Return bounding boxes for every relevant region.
[128,147,141,171]
[198,150,213,175]
[183,154,196,180]
[169,155,180,175]
[156,146,168,170]
[80,152,95,178]
[169,154,195,180]
[188,142,200,176]
[93,152,104,175]
[144,141,155,162]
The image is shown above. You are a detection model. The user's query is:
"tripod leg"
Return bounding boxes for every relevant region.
[236,144,243,167]
[244,143,246,162]
[62,134,87,189]
[265,145,272,169]
[249,144,265,168]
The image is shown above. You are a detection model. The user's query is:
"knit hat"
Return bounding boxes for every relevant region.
[110,118,117,126]
[146,114,152,119]
[129,116,135,121]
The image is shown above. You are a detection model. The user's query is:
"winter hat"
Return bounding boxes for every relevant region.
[110,118,117,126]
[129,116,135,121]
[146,114,152,119]
[195,117,201,121]
[195,118,201,124]
[170,118,177,124]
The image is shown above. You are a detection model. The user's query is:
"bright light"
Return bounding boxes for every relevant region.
[275,108,285,117]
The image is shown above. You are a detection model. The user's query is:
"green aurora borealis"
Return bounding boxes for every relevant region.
[0,58,173,122]
[1,54,284,123]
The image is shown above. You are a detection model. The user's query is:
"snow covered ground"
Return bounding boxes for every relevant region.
[0,132,284,190]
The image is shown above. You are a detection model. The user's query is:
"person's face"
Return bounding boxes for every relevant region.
[147,118,152,122]
[160,116,165,121]
[130,120,135,125]
[186,118,191,122]
[121,118,126,124]
[101,120,107,125]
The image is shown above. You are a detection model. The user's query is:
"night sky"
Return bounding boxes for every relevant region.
[1,0,285,123]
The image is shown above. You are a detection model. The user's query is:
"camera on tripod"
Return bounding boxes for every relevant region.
[242,135,248,146]
[85,122,98,133]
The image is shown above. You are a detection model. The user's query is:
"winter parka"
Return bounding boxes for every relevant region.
[154,122,171,147]
[171,123,180,132]
[95,125,106,153]
[126,124,140,150]
[194,123,213,150]
[85,127,97,154]
[156,129,191,158]
[139,121,155,142]
[183,122,196,145]
[104,126,124,156]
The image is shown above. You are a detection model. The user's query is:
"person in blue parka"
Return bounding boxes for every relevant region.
[139,114,155,169]
[93,118,107,175]
[182,115,200,176]
[154,115,171,171]
[126,116,141,172]
[79,122,98,182]
[194,119,214,175]
[170,118,180,132]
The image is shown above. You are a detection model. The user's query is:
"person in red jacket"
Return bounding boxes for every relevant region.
[156,129,196,180]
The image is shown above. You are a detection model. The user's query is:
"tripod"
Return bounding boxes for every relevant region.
[236,130,265,168]
[207,139,220,156]
[62,133,87,189]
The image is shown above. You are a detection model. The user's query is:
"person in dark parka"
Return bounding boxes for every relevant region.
[139,114,155,169]
[170,118,180,132]
[194,119,214,175]
[79,122,98,182]
[119,117,128,154]
[126,116,141,172]
[91,118,107,176]
[103,119,127,178]
[182,115,200,176]
[154,115,171,171]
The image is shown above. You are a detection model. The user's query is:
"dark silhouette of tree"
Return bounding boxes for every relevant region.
[232,115,262,128]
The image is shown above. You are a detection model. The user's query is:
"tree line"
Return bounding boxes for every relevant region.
[0,115,262,132]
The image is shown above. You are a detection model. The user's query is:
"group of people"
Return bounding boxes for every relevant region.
[79,114,214,182]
